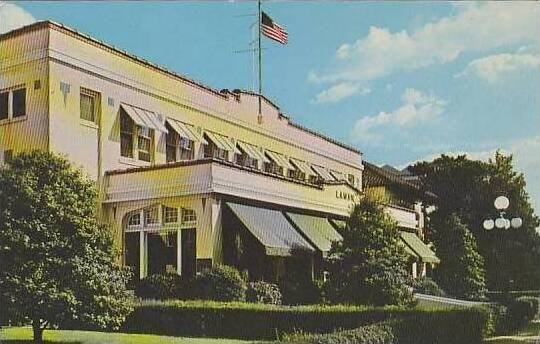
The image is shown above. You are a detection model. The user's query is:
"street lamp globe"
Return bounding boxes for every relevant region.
[495,217,507,229]
[494,196,510,210]
[483,219,495,230]
[511,217,523,229]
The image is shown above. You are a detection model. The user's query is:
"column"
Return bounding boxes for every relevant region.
[177,229,182,276]
[139,230,146,279]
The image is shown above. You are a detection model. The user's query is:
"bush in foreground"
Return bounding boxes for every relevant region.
[412,277,446,297]
[246,281,282,305]
[134,273,190,300]
[193,264,247,302]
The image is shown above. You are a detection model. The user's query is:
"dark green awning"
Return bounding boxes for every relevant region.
[226,203,315,257]
[400,231,440,264]
[286,213,343,256]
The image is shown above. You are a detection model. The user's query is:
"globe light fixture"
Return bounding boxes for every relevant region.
[483,195,522,231]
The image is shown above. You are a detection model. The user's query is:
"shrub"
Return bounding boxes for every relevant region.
[246,281,282,305]
[281,322,395,344]
[134,273,189,300]
[412,277,446,297]
[503,296,539,331]
[193,264,247,302]
[281,279,324,305]
[123,299,491,342]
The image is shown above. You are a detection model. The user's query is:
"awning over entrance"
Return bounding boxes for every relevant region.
[226,202,315,256]
[237,141,270,163]
[311,165,335,181]
[290,158,313,176]
[205,131,241,154]
[286,213,343,256]
[166,118,207,144]
[265,150,295,170]
[121,103,168,133]
[400,231,440,264]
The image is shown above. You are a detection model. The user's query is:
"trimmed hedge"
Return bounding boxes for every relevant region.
[123,300,491,342]
[281,322,395,344]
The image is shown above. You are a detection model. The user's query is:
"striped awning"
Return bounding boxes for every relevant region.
[286,213,343,256]
[237,141,270,163]
[166,118,207,144]
[290,158,313,176]
[400,231,440,264]
[311,165,335,181]
[121,103,168,133]
[330,218,347,229]
[265,151,295,170]
[330,170,347,181]
[205,131,241,154]
[226,202,315,256]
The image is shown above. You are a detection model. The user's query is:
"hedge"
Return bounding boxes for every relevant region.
[122,300,491,342]
[281,322,395,344]
[487,290,540,303]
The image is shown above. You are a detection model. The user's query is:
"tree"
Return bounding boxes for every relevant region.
[327,198,413,306]
[411,152,540,290]
[0,151,133,344]
[431,214,486,300]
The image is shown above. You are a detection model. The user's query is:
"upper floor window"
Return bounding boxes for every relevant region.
[127,213,141,227]
[0,87,26,121]
[181,208,197,223]
[236,152,258,169]
[120,110,153,162]
[264,161,283,175]
[120,111,134,158]
[163,206,178,224]
[167,127,195,163]
[288,169,306,181]
[80,89,98,122]
[144,206,159,226]
[137,126,152,162]
[348,174,356,186]
[203,142,228,161]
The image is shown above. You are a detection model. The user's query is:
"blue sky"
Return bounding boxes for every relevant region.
[2,1,539,213]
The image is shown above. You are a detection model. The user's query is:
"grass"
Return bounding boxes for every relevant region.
[0,327,250,344]
[484,319,540,343]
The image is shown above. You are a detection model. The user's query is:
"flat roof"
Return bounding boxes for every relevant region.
[0,21,362,155]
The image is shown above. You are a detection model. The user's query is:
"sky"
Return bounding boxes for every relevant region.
[1,1,539,213]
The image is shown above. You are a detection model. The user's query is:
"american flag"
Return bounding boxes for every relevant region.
[261,11,288,45]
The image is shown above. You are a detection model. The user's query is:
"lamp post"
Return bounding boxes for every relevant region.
[483,196,523,230]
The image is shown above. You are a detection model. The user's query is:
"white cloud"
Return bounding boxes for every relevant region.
[350,88,446,143]
[400,136,540,215]
[0,2,35,34]
[310,2,540,101]
[455,53,540,83]
[314,82,370,104]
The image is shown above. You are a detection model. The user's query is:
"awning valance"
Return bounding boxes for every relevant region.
[286,213,343,256]
[205,131,241,154]
[226,202,315,256]
[237,141,270,163]
[290,158,313,176]
[400,231,440,264]
[121,103,168,133]
[330,170,346,181]
[166,118,207,144]
[311,165,335,181]
[265,151,295,170]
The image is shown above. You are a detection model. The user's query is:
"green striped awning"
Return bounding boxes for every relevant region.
[286,213,343,256]
[400,231,440,264]
[226,203,315,257]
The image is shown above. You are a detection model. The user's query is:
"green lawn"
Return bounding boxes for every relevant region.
[0,327,250,344]
[484,319,540,344]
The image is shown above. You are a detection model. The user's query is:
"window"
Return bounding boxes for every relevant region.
[309,175,323,184]
[264,160,283,175]
[236,152,258,169]
[137,126,152,162]
[348,174,355,186]
[120,111,134,158]
[80,91,96,122]
[163,207,178,224]
[128,213,141,227]
[181,208,197,223]
[12,88,26,118]
[0,91,8,120]
[288,169,305,181]
[179,137,194,160]
[166,125,178,163]
[144,207,159,225]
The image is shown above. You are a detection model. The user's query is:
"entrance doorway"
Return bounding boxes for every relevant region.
[181,228,196,277]
[148,232,177,275]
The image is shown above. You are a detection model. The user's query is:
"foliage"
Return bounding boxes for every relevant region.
[280,279,325,305]
[412,277,446,297]
[502,296,539,331]
[326,198,414,306]
[193,264,247,302]
[431,214,487,300]
[123,299,490,342]
[410,153,540,290]
[0,151,133,343]
[134,273,192,300]
[246,281,282,305]
[281,322,395,344]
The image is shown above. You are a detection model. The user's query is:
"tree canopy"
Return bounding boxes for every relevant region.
[327,198,414,306]
[0,151,132,343]
[411,152,540,290]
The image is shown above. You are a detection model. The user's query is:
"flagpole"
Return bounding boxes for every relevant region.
[257,0,262,118]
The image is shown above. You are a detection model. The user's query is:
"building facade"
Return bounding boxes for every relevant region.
[1,21,428,282]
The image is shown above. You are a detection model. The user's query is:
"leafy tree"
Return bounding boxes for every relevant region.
[0,151,133,344]
[327,198,413,306]
[431,214,486,300]
[411,152,540,290]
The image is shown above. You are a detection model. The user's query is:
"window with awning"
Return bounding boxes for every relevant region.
[265,151,295,170]
[311,165,335,181]
[400,231,440,264]
[120,103,168,133]
[226,202,315,256]
[330,170,346,182]
[204,131,241,155]
[237,141,270,164]
[286,213,343,257]
[166,118,207,144]
[290,158,313,176]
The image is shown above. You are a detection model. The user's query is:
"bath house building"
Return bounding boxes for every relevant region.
[0,21,436,282]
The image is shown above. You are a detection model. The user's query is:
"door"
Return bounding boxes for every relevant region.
[147,232,178,276]
[181,228,197,277]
